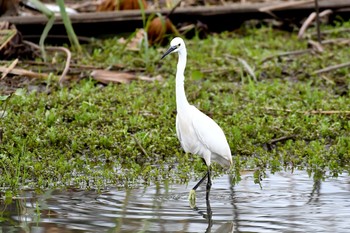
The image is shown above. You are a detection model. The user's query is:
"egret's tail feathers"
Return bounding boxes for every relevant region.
[212,153,232,168]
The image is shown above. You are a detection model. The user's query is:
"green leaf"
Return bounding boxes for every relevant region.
[14,88,25,97]
[0,95,10,101]
[191,70,203,80]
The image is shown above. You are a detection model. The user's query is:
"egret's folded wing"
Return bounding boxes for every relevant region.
[190,106,231,158]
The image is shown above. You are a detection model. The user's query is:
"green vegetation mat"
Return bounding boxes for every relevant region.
[1,22,349,196]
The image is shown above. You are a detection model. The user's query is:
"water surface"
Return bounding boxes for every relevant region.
[1,170,349,232]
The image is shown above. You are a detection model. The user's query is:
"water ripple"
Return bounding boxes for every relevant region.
[1,170,350,233]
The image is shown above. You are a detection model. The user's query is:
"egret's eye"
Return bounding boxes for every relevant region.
[178,43,181,47]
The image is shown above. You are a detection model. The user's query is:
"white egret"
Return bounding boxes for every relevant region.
[161,37,232,203]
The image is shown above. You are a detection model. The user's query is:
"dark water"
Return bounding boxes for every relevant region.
[1,170,350,233]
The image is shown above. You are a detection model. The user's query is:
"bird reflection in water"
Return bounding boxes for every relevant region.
[192,199,235,233]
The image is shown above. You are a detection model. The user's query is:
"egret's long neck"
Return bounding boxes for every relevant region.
[176,49,189,111]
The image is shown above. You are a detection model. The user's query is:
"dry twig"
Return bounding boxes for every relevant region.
[23,40,71,83]
[0,66,48,78]
[322,38,350,45]
[269,135,296,145]
[308,39,323,52]
[63,93,82,108]
[131,134,148,157]
[261,37,350,64]
[313,62,350,75]
[309,28,350,37]
[52,46,71,83]
[225,54,257,81]
[298,9,333,39]
[261,49,312,64]
[263,107,350,115]
[1,58,18,79]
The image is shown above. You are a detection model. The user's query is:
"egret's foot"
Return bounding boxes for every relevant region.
[188,189,196,208]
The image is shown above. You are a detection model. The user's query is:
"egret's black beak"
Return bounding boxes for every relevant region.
[161,45,177,59]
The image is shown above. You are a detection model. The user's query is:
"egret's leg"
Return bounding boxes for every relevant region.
[189,171,209,205]
[206,168,212,200]
[192,171,209,191]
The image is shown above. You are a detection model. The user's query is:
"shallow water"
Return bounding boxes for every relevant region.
[1,170,350,233]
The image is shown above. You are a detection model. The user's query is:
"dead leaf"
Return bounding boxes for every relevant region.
[97,0,147,11]
[97,0,116,11]
[147,16,178,46]
[0,21,37,60]
[138,74,163,82]
[118,0,147,10]
[0,0,19,16]
[90,70,163,84]
[91,70,136,84]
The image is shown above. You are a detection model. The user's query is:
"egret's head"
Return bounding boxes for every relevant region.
[161,37,185,59]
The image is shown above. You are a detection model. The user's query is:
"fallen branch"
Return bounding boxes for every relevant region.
[259,0,314,12]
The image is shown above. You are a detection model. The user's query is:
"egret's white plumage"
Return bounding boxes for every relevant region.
[161,37,232,202]
[176,105,232,168]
